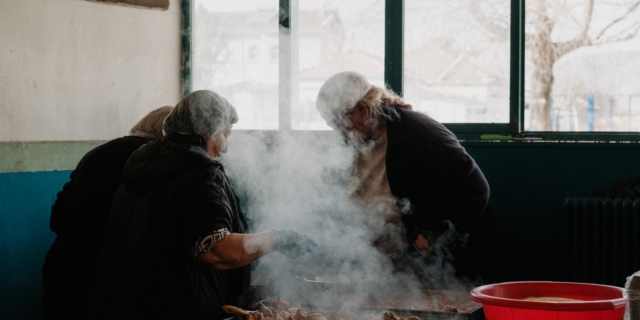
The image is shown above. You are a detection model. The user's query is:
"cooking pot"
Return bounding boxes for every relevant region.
[292,274,395,308]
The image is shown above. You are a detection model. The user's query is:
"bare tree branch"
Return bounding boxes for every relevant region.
[594,21,640,45]
[551,37,591,60]
[548,0,572,26]
[595,1,640,40]
[469,0,509,40]
[527,0,553,35]
[577,0,595,41]
[548,0,595,60]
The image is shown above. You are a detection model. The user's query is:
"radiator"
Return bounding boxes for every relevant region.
[564,197,640,287]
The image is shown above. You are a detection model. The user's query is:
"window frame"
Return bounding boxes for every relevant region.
[181,0,640,142]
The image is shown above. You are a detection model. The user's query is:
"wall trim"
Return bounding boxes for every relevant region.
[0,141,106,173]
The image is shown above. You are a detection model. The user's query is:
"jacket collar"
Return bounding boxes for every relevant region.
[385,111,409,147]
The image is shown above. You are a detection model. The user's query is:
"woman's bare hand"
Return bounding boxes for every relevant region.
[413,234,433,256]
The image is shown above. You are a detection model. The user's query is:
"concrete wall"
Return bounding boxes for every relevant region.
[0,0,182,142]
[0,0,181,318]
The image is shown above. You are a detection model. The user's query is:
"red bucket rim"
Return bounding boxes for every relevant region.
[469,281,627,311]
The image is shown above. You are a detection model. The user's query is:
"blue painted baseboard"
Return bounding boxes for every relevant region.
[0,170,70,320]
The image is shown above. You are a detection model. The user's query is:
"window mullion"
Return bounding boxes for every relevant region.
[181,0,193,97]
[279,0,299,131]
[510,0,525,134]
[385,0,404,96]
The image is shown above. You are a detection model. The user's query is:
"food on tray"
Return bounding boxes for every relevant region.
[227,292,483,320]
[382,311,399,320]
[441,305,458,313]
[382,311,420,320]
[228,298,424,320]
[378,290,480,313]
[523,297,583,302]
[246,311,263,320]
[271,298,291,310]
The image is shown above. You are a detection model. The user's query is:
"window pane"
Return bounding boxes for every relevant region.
[193,1,279,130]
[404,0,511,123]
[294,0,386,130]
[525,0,640,132]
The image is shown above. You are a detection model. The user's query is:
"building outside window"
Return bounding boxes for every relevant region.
[191,0,640,137]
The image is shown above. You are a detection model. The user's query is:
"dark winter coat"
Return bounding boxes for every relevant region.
[386,107,502,281]
[85,133,250,320]
[43,136,151,320]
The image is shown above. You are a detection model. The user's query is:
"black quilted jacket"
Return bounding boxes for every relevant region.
[386,107,503,281]
[86,133,249,320]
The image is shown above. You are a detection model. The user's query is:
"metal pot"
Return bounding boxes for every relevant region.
[290,274,398,308]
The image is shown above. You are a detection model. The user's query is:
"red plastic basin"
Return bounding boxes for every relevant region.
[470,281,626,320]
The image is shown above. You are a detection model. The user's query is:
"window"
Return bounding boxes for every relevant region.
[191,1,279,130]
[187,0,640,138]
[524,0,640,132]
[294,1,385,130]
[404,1,511,125]
[248,46,260,63]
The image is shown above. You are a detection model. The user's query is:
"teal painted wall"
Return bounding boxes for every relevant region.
[465,142,640,286]
[0,171,70,320]
[1,143,639,319]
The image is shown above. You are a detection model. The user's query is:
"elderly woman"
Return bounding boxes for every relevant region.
[316,71,503,286]
[43,105,173,320]
[85,90,316,320]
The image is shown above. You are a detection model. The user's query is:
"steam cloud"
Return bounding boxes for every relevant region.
[220,130,480,307]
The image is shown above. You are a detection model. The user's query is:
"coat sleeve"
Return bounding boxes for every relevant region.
[179,174,236,258]
[404,129,490,244]
[428,134,489,239]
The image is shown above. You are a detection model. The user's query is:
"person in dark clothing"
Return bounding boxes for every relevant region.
[42,106,174,320]
[316,71,504,286]
[85,90,317,320]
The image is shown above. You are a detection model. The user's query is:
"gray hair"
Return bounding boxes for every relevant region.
[163,90,239,138]
[356,85,411,124]
[129,106,174,140]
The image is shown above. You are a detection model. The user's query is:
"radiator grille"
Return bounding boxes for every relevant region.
[564,197,640,286]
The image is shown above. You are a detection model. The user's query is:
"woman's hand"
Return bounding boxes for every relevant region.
[413,234,433,256]
[273,229,317,259]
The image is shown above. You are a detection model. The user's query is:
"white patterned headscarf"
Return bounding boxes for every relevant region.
[129,106,174,139]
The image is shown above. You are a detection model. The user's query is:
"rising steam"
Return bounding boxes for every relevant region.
[220,130,479,307]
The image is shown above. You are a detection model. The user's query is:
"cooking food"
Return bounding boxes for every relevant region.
[225,298,423,320]
[371,289,480,313]
[225,298,475,320]
[382,312,419,320]
[523,297,583,302]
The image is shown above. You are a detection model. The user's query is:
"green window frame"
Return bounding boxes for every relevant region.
[181,0,640,142]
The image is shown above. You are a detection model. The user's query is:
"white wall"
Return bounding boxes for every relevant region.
[0,0,182,142]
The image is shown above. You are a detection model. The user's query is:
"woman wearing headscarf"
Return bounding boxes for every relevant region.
[85,90,316,320]
[43,105,174,320]
[315,71,503,286]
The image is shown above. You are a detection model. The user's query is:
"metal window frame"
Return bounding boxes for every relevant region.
[181,0,192,97]
[181,0,640,142]
[385,0,522,136]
